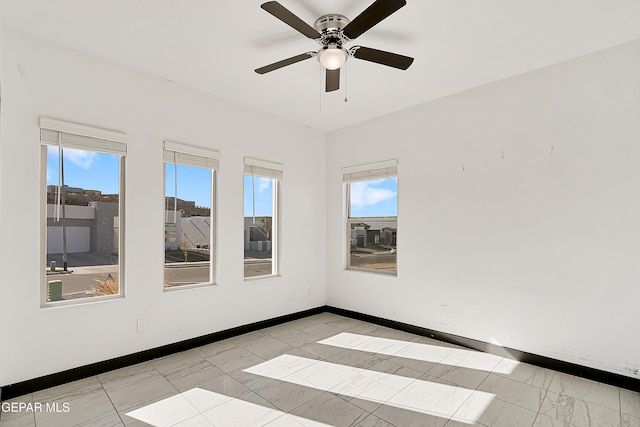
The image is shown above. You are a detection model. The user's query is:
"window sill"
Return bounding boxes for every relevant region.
[163,282,217,293]
[41,293,124,309]
[244,274,281,282]
[345,267,397,277]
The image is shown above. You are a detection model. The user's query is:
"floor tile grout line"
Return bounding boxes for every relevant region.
[346,410,379,427]
[237,339,297,361]
[357,409,401,427]
[334,370,422,424]
[444,364,495,427]
[119,366,183,422]
[97,374,125,427]
[252,365,360,414]
[619,386,623,427]
[531,375,552,427]
[472,370,555,419]
[168,412,211,427]
[158,367,207,427]
[337,393,384,423]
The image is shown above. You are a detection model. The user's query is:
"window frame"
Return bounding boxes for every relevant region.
[343,160,398,276]
[163,140,219,291]
[243,157,282,281]
[39,118,127,307]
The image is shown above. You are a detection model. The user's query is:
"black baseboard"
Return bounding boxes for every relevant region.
[0,306,324,401]
[325,306,640,392]
[3,305,638,401]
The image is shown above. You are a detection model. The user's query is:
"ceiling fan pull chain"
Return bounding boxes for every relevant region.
[344,62,348,103]
[319,62,323,111]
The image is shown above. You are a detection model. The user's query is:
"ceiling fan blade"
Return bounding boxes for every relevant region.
[326,68,340,92]
[352,46,414,70]
[261,1,321,39]
[255,52,314,74]
[342,0,406,40]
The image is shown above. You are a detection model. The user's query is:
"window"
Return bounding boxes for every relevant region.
[164,141,218,289]
[344,160,398,275]
[244,157,282,279]
[40,118,126,304]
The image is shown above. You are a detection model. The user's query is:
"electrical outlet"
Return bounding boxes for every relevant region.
[137,320,146,333]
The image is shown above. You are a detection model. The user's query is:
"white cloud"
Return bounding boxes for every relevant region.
[64,149,97,169]
[350,181,396,207]
[47,146,97,169]
[47,146,60,157]
[257,177,271,194]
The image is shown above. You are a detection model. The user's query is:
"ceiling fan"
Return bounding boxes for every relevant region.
[255,0,414,92]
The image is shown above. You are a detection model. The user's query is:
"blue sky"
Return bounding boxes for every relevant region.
[350,177,398,217]
[47,147,395,218]
[165,163,212,208]
[47,148,273,215]
[244,175,273,217]
[47,147,120,194]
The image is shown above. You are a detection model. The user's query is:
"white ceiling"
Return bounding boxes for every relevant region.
[3,0,640,132]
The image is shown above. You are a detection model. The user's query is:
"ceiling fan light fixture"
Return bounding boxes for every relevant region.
[317,46,348,70]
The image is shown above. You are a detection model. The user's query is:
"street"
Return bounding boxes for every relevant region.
[350,252,397,272]
[48,260,274,298]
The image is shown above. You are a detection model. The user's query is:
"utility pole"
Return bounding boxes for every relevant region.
[60,148,68,272]
[251,173,256,224]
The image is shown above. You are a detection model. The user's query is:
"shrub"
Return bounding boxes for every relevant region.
[92,274,119,296]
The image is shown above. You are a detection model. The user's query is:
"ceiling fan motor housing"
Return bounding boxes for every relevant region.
[314,14,350,45]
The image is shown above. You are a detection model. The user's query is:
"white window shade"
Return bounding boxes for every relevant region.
[343,159,397,182]
[164,140,220,169]
[40,119,127,156]
[244,157,283,179]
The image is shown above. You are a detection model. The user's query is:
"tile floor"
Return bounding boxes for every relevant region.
[1,313,638,427]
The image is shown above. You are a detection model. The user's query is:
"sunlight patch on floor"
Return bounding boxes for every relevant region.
[126,387,334,427]
[244,354,495,424]
[318,332,517,374]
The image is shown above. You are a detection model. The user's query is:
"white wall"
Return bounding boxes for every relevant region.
[0,21,4,269]
[326,40,640,379]
[0,28,326,386]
